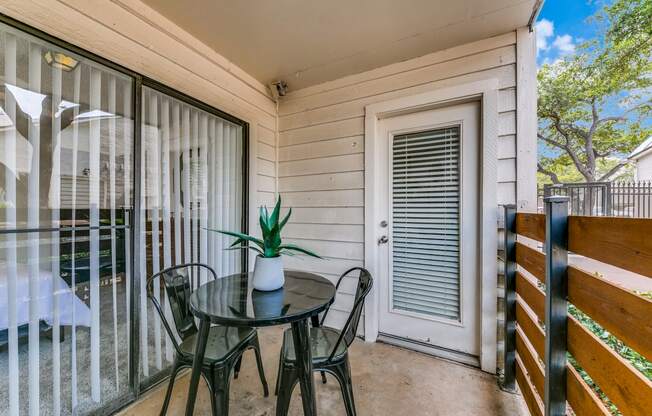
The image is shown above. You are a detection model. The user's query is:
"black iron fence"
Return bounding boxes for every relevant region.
[539,181,652,218]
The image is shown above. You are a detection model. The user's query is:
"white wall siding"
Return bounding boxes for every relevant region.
[257,124,277,206]
[278,31,523,334]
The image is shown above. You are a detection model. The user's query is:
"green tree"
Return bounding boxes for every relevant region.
[537,0,651,184]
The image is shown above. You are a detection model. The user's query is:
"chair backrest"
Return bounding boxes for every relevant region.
[327,267,373,362]
[146,263,217,352]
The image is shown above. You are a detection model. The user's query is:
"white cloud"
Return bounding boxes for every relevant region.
[536,19,554,53]
[539,56,564,71]
[552,34,575,55]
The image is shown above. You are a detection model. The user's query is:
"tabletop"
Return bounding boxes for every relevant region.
[189,270,336,326]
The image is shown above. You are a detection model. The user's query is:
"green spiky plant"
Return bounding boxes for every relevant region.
[208,196,322,259]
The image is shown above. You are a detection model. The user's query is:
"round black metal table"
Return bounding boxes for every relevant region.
[185,270,336,416]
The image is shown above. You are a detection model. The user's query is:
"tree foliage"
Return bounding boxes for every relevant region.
[538,0,652,184]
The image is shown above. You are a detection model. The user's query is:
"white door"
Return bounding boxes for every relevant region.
[377,102,480,364]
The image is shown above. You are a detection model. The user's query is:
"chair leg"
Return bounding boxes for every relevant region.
[332,359,357,416]
[213,367,231,416]
[233,356,243,379]
[321,371,327,384]
[159,359,182,416]
[275,364,298,416]
[275,334,287,396]
[209,383,218,416]
[274,350,283,396]
[204,368,219,416]
[252,337,270,397]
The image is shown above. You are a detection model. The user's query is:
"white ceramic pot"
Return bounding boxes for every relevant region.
[252,255,285,291]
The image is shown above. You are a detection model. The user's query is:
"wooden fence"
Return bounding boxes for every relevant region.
[503,196,652,416]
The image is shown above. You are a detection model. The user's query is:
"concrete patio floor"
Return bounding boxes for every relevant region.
[118,327,526,416]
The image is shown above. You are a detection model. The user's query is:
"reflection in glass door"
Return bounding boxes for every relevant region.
[0,24,133,415]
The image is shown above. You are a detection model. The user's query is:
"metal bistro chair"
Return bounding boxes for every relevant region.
[147,263,269,416]
[274,267,373,416]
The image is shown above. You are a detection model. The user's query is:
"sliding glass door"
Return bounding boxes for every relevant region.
[0,18,247,416]
[0,23,133,415]
[139,87,244,381]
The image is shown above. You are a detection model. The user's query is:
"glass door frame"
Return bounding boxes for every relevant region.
[0,12,250,416]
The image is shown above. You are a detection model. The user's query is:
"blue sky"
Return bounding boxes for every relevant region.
[536,0,651,160]
[535,0,603,66]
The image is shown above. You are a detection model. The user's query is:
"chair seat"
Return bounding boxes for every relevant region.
[282,327,347,363]
[179,326,256,364]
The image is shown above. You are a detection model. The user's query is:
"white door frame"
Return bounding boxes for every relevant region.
[363,79,499,373]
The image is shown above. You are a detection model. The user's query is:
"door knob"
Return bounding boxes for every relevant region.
[378,235,389,245]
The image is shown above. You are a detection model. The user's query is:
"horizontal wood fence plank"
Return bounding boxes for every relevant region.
[568,216,652,279]
[515,242,545,283]
[516,327,544,397]
[567,364,611,416]
[516,272,545,321]
[568,315,652,416]
[516,355,544,416]
[515,212,545,242]
[516,298,545,359]
[568,265,652,361]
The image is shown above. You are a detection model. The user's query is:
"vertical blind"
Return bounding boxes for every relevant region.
[391,127,461,320]
[140,87,243,379]
[0,24,133,415]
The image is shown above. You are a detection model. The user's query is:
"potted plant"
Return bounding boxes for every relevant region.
[209,196,321,291]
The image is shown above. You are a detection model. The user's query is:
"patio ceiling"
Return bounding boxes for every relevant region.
[140,0,539,92]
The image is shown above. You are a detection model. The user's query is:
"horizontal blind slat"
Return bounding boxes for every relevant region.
[391,127,460,320]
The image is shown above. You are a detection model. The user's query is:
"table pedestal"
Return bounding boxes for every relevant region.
[185,319,210,416]
[290,319,317,415]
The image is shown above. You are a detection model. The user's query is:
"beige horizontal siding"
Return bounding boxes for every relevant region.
[256,124,277,207]
[257,159,276,178]
[279,136,364,162]
[279,47,516,131]
[278,32,520,334]
[285,207,363,225]
[498,135,517,159]
[283,224,364,242]
[279,172,364,192]
[280,117,364,147]
[279,154,364,177]
[284,238,364,260]
[282,190,364,208]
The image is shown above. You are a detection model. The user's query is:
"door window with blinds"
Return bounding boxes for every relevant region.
[391,127,460,321]
[139,87,244,380]
[0,21,247,416]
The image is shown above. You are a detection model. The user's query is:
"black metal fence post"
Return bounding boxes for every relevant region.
[605,182,612,216]
[502,204,517,392]
[543,196,569,416]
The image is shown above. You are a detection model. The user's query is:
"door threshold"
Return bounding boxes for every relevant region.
[378,333,480,368]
